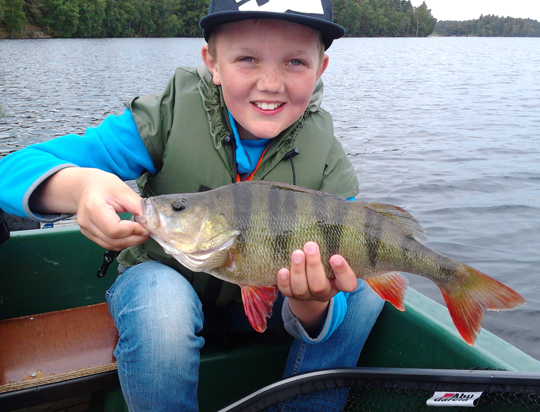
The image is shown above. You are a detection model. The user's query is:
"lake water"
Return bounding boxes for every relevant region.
[1,37,539,361]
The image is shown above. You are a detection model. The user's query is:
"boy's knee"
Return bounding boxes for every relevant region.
[107,261,203,330]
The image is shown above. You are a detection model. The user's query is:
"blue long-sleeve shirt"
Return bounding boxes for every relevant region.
[0,109,156,219]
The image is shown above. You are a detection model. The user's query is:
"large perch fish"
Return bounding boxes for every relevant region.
[135,181,525,345]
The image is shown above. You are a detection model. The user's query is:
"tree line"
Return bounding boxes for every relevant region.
[1,0,208,38]
[434,15,540,37]
[0,0,437,38]
[334,0,436,37]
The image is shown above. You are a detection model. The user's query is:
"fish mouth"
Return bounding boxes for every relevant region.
[135,198,160,230]
[134,214,146,225]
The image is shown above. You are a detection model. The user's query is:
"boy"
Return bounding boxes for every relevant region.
[0,0,384,410]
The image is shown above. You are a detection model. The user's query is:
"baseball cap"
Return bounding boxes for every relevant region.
[200,0,345,50]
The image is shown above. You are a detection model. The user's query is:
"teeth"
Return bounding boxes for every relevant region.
[255,102,283,110]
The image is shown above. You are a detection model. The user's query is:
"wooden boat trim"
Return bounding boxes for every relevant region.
[0,362,117,394]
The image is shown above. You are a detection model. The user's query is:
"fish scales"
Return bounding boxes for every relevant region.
[239,183,291,281]
[136,180,525,344]
[233,183,306,282]
[221,186,426,285]
[232,183,351,282]
[312,190,348,268]
[265,182,297,267]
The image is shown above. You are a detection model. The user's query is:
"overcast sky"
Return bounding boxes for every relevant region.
[410,0,540,22]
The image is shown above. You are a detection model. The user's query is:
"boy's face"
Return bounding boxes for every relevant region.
[202,19,329,140]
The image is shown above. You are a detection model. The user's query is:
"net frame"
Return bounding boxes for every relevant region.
[218,367,540,412]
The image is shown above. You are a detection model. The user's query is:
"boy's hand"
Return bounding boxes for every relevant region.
[277,241,358,335]
[32,167,149,251]
[76,172,149,251]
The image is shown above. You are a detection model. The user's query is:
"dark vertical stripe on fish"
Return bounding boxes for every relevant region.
[268,186,295,262]
[399,233,434,276]
[398,235,415,268]
[364,209,384,269]
[312,194,346,258]
[232,183,254,256]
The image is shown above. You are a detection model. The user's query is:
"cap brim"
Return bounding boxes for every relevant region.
[200,11,345,49]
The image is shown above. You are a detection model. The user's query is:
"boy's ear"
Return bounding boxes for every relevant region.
[201,45,221,86]
[317,54,330,80]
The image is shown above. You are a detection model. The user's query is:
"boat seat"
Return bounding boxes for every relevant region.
[0,303,118,394]
[0,302,292,411]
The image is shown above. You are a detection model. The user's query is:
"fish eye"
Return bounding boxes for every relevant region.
[172,200,186,212]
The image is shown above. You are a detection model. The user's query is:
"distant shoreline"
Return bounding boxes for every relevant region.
[0,25,50,39]
[3,16,540,40]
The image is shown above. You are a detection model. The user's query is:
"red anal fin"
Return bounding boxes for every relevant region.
[365,271,408,311]
[240,285,279,333]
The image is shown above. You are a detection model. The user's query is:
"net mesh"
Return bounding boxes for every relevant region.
[265,386,540,411]
[220,368,540,412]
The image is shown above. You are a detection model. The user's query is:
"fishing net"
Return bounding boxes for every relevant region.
[218,368,540,412]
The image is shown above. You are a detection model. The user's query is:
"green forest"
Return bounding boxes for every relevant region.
[0,0,436,38]
[2,0,538,39]
[334,0,436,37]
[433,15,540,37]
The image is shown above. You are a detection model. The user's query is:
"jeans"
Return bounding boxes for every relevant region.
[106,261,384,412]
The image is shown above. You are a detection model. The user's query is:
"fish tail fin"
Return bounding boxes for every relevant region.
[440,265,526,345]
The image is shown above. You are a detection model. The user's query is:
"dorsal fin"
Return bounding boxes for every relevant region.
[359,202,427,243]
[242,180,344,200]
[242,181,426,242]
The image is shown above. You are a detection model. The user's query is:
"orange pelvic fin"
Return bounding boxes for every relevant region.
[365,271,408,311]
[240,285,279,333]
[440,265,526,345]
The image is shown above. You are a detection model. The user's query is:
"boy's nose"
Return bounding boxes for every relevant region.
[257,67,285,93]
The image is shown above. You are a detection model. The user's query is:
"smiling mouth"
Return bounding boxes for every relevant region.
[253,102,284,111]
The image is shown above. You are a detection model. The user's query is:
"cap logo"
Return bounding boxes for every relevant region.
[236,0,324,15]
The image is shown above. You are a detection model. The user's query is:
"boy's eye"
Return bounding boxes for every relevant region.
[290,59,305,66]
[239,56,255,62]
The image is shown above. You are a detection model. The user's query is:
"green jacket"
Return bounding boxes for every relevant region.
[118,65,359,306]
